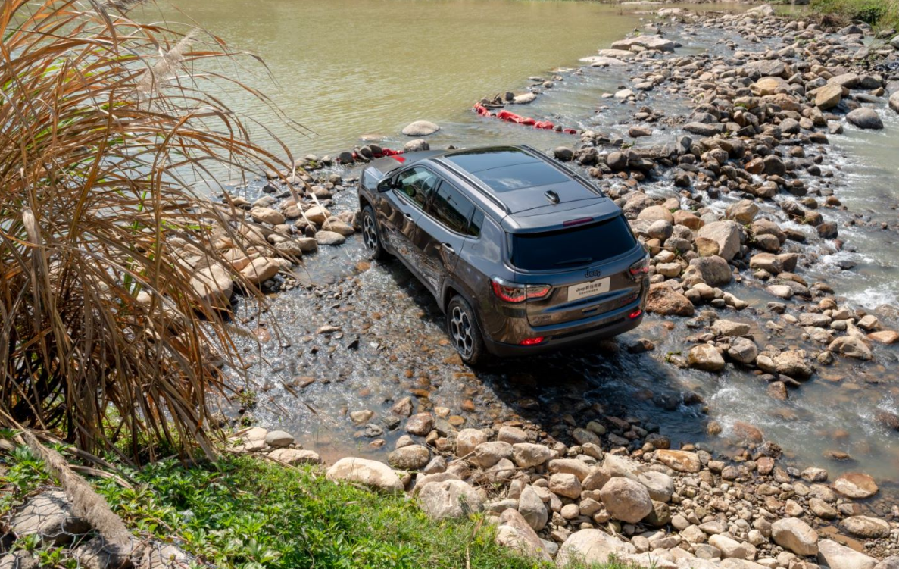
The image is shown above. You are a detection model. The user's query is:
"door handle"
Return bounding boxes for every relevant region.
[442,242,455,253]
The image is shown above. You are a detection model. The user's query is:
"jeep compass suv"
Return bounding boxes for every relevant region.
[357,145,648,365]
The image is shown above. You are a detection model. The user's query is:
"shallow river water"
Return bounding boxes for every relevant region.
[165,0,899,503]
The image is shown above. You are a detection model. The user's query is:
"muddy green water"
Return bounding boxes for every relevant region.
[141,0,649,154]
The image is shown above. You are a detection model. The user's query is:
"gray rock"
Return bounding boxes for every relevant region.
[511,442,554,468]
[10,491,91,545]
[418,480,483,520]
[556,529,636,567]
[401,120,440,136]
[599,477,653,523]
[518,485,548,531]
[326,457,403,491]
[688,344,726,372]
[698,221,743,262]
[846,108,883,130]
[495,509,553,562]
[818,539,876,569]
[728,337,759,365]
[890,91,899,114]
[841,516,891,538]
[471,441,513,469]
[388,445,430,470]
[554,146,574,161]
[689,256,732,286]
[772,517,818,556]
[455,428,488,457]
[264,430,294,448]
[404,139,430,152]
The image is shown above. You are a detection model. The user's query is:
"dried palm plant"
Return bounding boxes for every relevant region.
[0,0,298,462]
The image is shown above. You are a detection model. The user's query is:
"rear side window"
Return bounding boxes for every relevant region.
[510,215,636,270]
[429,181,481,237]
[396,167,439,210]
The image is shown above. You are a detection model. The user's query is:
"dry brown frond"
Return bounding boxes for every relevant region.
[0,0,296,463]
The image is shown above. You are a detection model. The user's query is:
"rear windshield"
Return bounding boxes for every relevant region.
[509,215,637,271]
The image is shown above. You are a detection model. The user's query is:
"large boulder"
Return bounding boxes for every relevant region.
[556,529,636,567]
[646,283,695,316]
[418,480,483,520]
[388,445,430,470]
[518,485,548,531]
[240,257,280,285]
[689,256,732,286]
[698,220,743,261]
[815,84,844,110]
[818,539,877,569]
[455,428,488,457]
[637,205,675,224]
[401,120,440,136]
[688,344,726,372]
[10,491,91,545]
[890,91,899,114]
[656,449,701,472]
[846,108,883,130]
[495,509,553,563]
[834,472,878,498]
[772,517,818,556]
[326,457,403,491]
[841,516,891,538]
[599,477,653,523]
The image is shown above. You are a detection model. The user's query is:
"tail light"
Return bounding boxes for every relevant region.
[491,278,551,303]
[629,309,643,319]
[520,337,546,346]
[629,256,650,279]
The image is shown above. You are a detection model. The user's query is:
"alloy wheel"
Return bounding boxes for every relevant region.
[449,306,474,359]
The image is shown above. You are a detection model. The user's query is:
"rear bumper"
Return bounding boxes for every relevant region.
[482,299,645,357]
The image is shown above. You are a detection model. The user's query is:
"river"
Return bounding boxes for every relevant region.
[148,0,899,502]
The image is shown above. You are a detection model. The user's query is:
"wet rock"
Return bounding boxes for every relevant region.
[815,84,843,110]
[404,138,430,152]
[264,430,294,448]
[554,146,574,161]
[772,517,818,556]
[10,491,91,545]
[418,479,483,520]
[405,412,434,436]
[818,539,877,569]
[697,221,742,262]
[841,516,891,538]
[401,120,440,136]
[688,344,725,372]
[519,485,548,531]
[846,108,883,130]
[726,200,759,224]
[810,497,838,519]
[239,257,280,285]
[685,122,725,136]
[269,448,322,465]
[834,472,878,498]
[774,351,813,380]
[556,529,636,567]
[315,230,346,246]
[304,205,330,225]
[868,330,899,344]
[326,457,403,491]
[656,449,701,473]
[712,319,751,337]
[890,91,899,114]
[513,92,537,105]
[388,445,430,470]
[250,206,286,226]
[689,256,732,286]
[646,283,695,316]
[495,509,553,563]
[599,477,652,523]
[728,337,759,365]
[828,336,872,360]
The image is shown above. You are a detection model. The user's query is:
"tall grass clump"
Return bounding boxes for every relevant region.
[0,0,295,462]
[810,0,899,28]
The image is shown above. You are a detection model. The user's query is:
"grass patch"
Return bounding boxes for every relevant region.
[809,0,899,28]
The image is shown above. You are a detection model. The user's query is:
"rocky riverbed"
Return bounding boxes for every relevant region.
[211,5,899,568]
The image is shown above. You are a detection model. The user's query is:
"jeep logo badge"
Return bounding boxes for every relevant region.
[585,269,602,279]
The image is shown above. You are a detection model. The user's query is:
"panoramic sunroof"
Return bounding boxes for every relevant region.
[444,148,569,192]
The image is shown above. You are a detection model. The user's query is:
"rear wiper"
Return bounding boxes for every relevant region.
[555,257,593,266]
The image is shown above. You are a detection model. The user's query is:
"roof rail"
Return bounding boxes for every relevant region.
[518,144,604,197]
[433,158,511,214]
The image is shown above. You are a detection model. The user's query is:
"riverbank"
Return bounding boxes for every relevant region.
[212,2,899,567]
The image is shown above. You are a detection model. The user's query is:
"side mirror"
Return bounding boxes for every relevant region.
[377,176,394,193]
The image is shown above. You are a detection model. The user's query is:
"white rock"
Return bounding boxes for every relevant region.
[418,480,483,520]
[326,457,403,491]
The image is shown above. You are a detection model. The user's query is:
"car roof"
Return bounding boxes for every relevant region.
[432,145,611,217]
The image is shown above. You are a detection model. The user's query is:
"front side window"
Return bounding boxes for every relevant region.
[429,181,479,237]
[396,167,438,210]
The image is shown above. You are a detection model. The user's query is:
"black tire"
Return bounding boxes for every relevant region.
[446,295,487,366]
[360,205,387,261]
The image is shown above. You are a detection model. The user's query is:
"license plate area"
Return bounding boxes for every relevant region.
[568,277,610,302]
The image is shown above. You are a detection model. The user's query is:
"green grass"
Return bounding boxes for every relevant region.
[2,445,632,569]
[809,0,899,28]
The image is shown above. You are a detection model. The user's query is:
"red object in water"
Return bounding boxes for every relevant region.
[473,103,577,135]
